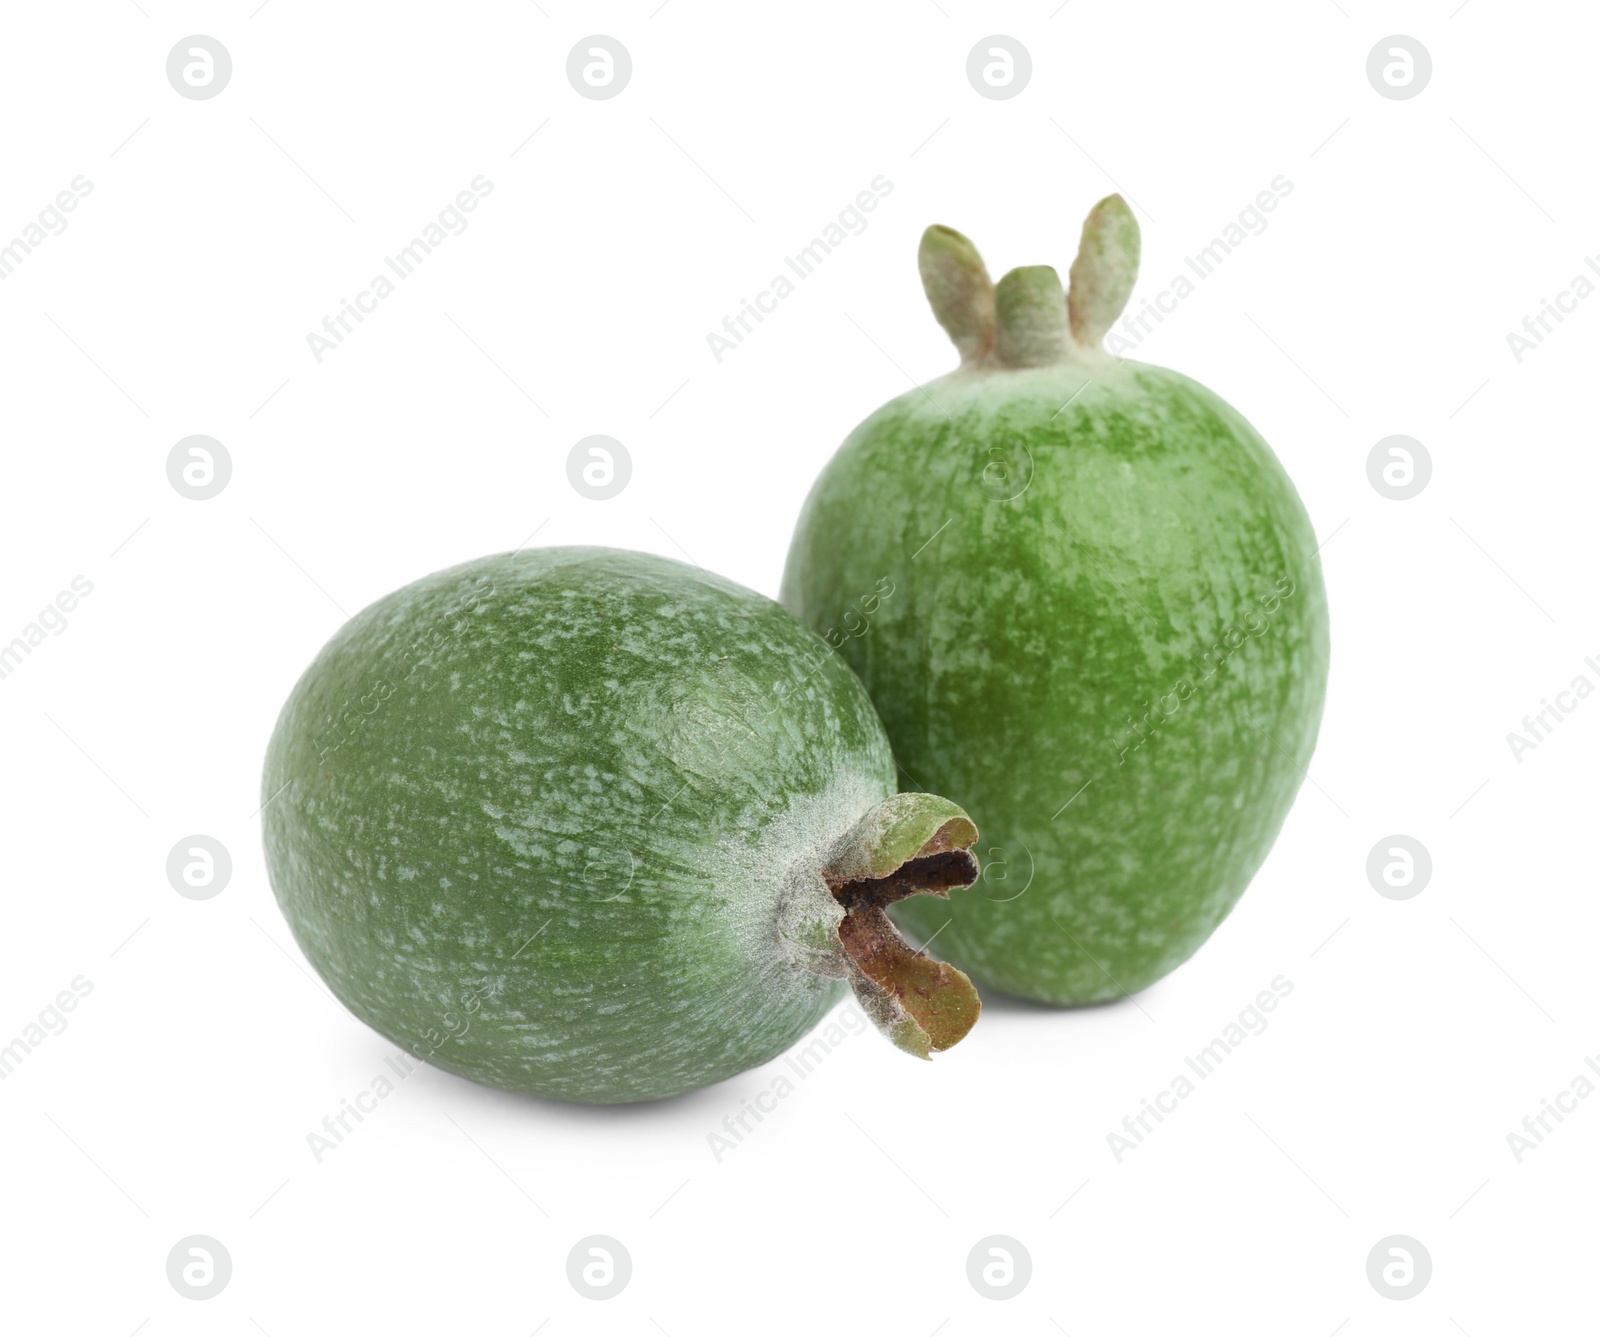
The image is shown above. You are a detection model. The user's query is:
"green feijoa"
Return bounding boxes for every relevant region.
[262,547,981,1104]
[782,198,1330,1005]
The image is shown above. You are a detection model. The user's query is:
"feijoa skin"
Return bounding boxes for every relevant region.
[781,198,1329,1005]
[262,547,980,1104]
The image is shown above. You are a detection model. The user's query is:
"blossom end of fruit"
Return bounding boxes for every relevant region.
[824,794,983,1056]
[918,224,996,367]
[1068,193,1141,350]
[995,265,1070,368]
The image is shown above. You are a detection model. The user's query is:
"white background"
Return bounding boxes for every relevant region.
[1,2,1595,1332]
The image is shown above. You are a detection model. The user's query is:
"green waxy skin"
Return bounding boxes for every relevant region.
[781,199,1329,1005]
[263,547,981,1104]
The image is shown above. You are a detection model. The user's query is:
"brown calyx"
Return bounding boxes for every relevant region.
[825,829,981,1056]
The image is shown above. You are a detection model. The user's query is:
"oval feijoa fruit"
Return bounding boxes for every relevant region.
[781,198,1330,1005]
[262,547,980,1104]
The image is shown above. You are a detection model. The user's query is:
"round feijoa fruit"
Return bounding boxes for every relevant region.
[781,197,1330,1005]
[262,547,981,1104]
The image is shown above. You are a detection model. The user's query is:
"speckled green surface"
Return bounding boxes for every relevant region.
[781,358,1329,1004]
[262,547,899,1103]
